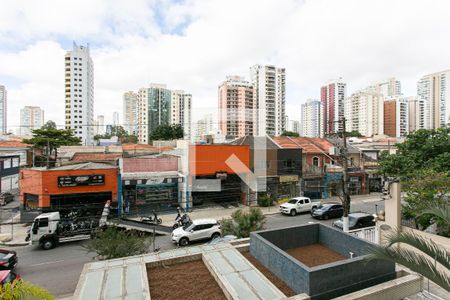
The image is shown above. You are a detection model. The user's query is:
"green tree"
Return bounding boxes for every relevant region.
[344,130,363,137]
[23,120,81,167]
[368,206,450,292]
[149,124,184,141]
[0,280,55,300]
[281,131,299,137]
[85,226,152,259]
[220,208,266,238]
[379,127,450,177]
[94,125,138,144]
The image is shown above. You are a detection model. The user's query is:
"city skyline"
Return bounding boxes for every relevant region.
[2,1,450,130]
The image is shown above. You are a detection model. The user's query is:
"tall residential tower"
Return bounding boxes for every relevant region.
[321,78,346,134]
[123,91,138,135]
[301,99,323,138]
[171,90,192,140]
[20,106,44,136]
[64,42,94,145]
[0,85,6,134]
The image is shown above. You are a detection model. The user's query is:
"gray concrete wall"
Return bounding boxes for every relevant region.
[318,225,373,257]
[256,224,319,251]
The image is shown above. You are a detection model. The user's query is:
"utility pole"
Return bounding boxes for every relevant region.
[46,138,50,169]
[340,117,351,232]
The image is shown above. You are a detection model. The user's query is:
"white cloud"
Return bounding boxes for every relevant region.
[1,0,450,131]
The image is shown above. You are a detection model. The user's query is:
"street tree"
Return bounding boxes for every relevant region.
[281,131,300,137]
[94,125,138,144]
[23,120,81,167]
[220,208,265,238]
[149,124,184,141]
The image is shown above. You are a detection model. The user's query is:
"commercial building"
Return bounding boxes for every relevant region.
[20,162,119,221]
[218,76,255,137]
[250,65,286,136]
[171,90,192,140]
[64,42,94,145]
[122,91,138,135]
[0,155,20,194]
[417,69,450,129]
[0,140,33,167]
[20,106,44,136]
[321,78,346,134]
[301,99,323,138]
[0,85,6,135]
[408,96,425,132]
[345,89,384,137]
[383,97,409,137]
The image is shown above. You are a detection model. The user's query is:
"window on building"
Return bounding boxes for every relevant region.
[12,158,19,167]
[312,156,320,167]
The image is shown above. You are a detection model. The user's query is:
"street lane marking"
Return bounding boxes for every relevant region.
[29,260,65,267]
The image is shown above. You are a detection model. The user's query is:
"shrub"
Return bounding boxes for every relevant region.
[257,194,272,207]
[0,280,55,300]
[221,208,266,238]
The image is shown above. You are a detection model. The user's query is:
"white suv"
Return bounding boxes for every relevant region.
[171,218,221,246]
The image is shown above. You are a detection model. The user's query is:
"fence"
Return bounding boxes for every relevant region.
[348,226,378,244]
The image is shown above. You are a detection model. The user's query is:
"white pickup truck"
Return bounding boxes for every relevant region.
[279,197,320,216]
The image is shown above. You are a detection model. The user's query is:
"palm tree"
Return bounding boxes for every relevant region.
[368,205,450,292]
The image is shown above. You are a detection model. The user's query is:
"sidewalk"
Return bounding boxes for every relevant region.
[0,213,30,247]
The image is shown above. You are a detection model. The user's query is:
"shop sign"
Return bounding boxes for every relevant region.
[279,175,299,183]
[58,174,105,187]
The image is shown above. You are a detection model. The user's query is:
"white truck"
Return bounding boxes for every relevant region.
[279,197,320,216]
[26,202,110,250]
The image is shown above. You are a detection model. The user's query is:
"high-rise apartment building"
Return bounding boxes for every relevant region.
[20,106,44,136]
[250,65,285,136]
[218,76,255,137]
[407,96,425,132]
[112,111,119,126]
[0,85,6,134]
[383,97,409,137]
[195,114,214,140]
[320,78,346,134]
[123,91,138,135]
[64,42,94,145]
[345,89,384,137]
[417,70,450,129]
[369,77,402,98]
[95,115,105,136]
[301,99,323,138]
[137,84,171,144]
[288,120,301,135]
[171,90,192,140]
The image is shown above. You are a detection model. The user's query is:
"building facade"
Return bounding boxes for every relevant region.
[383,97,409,137]
[407,96,425,132]
[250,65,286,136]
[123,91,138,135]
[301,99,323,138]
[20,106,44,136]
[345,90,384,137]
[94,115,105,136]
[171,90,192,140]
[218,76,255,137]
[321,78,346,134]
[195,114,214,141]
[137,84,171,144]
[112,111,119,126]
[64,42,94,145]
[288,120,301,135]
[417,70,450,129]
[369,77,402,97]
[0,85,6,135]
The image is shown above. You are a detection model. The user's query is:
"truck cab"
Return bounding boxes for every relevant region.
[29,212,61,250]
[279,197,319,216]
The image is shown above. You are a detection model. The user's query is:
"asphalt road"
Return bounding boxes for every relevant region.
[6,198,384,298]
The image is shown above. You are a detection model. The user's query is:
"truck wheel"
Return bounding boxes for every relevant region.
[41,239,55,250]
[179,237,189,247]
[290,210,297,216]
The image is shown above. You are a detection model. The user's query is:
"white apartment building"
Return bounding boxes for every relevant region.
[417,70,450,129]
[288,120,301,135]
[20,106,44,136]
[301,99,323,138]
[64,42,94,145]
[345,90,384,137]
[123,91,138,135]
[95,115,105,136]
[112,111,119,126]
[407,96,425,132]
[171,90,192,140]
[195,114,214,141]
[0,85,6,134]
[250,65,286,136]
[369,77,402,97]
[320,78,346,134]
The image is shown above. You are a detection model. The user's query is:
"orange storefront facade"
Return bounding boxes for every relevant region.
[20,163,119,218]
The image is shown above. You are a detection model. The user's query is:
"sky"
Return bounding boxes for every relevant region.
[1,0,450,133]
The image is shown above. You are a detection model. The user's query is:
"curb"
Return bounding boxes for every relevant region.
[0,241,29,247]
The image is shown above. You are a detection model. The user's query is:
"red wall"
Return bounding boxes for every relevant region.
[190,145,250,176]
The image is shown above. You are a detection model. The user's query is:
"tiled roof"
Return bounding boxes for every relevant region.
[52,162,118,170]
[122,144,174,152]
[71,153,122,162]
[272,136,333,154]
[122,157,178,173]
[0,140,31,149]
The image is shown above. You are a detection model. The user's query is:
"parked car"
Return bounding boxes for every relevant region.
[0,192,14,206]
[0,249,18,270]
[279,197,319,216]
[0,270,20,285]
[311,203,343,220]
[332,212,376,230]
[172,218,221,246]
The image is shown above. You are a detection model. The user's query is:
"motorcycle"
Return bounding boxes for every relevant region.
[140,211,162,225]
[173,207,191,229]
